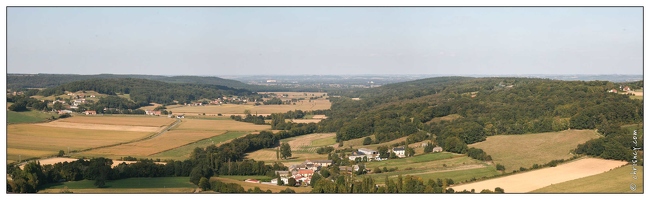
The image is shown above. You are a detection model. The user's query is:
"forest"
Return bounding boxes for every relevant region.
[36,78,256,105]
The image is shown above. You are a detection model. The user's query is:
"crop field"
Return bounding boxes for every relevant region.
[532,165,643,193]
[58,115,175,127]
[38,177,196,193]
[210,177,313,193]
[7,124,152,163]
[246,149,329,163]
[310,134,337,146]
[7,110,58,124]
[282,133,338,152]
[80,130,227,159]
[469,129,602,170]
[174,118,271,132]
[80,119,268,159]
[167,99,331,115]
[150,131,249,160]
[36,121,163,132]
[365,164,497,185]
[450,158,628,193]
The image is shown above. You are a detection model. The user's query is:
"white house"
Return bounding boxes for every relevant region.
[432,146,443,153]
[392,147,406,157]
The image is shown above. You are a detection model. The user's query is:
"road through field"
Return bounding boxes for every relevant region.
[450,158,628,193]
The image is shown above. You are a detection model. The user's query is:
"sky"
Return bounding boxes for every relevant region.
[6,7,643,76]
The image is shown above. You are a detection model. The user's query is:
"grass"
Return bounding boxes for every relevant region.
[174,118,271,132]
[366,165,499,185]
[310,134,337,146]
[7,124,152,162]
[531,165,643,193]
[246,149,329,163]
[151,131,249,160]
[469,129,602,170]
[39,188,195,194]
[210,177,313,193]
[40,177,195,190]
[6,110,58,124]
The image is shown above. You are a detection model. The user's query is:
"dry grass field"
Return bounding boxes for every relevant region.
[36,121,162,132]
[287,119,322,124]
[39,188,195,194]
[427,114,462,124]
[450,158,628,193]
[168,99,331,116]
[7,124,152,163]
[246,149,329,163]
[80,119,270,159]
[532,165,643,193]
[469,129,602,170]
[58,115,175,127]
[284,133,337,151]
[210,177,313,193]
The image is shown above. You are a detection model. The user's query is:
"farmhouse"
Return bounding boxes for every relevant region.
[145,110,162,116]
[623,86,631,92]
[349,148,380,161]
[312,160,333,167]
[392,147,406,157]
[608,89,618,93]
[84,110,97,115]
[432,146,443,153]
[58,110,73,115]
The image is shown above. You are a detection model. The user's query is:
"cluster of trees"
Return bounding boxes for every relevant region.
[263,97,286,105]
[230,114,266,125]
[311,174,459,193]
[466,148,492,161]
[7,95,49,112]
[316,146,335,154]
[575,125,643,162]
[37,78,254,105]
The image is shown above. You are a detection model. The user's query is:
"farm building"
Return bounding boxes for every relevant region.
[432,146,443,153]
[58,110,73,115]
[358,148,378,156]
[312,160,333,167]
[608,89,618,93]
[392,147,406,157]
[84,110,97,115]
[145,110,162,116]
[623,86,631,91]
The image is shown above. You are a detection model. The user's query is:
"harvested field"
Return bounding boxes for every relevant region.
[168,99,331,115]
[112,161,167,168]
[285,133,337,151]
[36,121,162,132]
[174,119,271,132]
[7,124,152,162]
[469,129,602,170]
[18,157,79,169]
[311,115,327,119]
[450,158,628,193]
[310,133,337,146]
[287,119,322,124]
[210,177,313,193]
[246,149,329,163]
[532,165,643,193]
[80,130,227,158]
[58,115,175,127]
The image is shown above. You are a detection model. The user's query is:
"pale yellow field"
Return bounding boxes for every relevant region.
[7,124,152,162]
[36,121,162,132]
[58,115,175,127]
[80,130,227,158]
[469,129,602,170]
[140,103,163,111]
[450,158,628,193]
[175,119,271,132]
[311,115,327,119]
[287,119,322,124]
[210,177,313,193]
[168,99,331,115]
[80,119,270,158]
[246,149,329,163]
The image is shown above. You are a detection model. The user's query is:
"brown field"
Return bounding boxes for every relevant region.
[175,119,271,132]
[210,177,313,193]
[39,188,195,194]
[287,119,322,124]
[18,157,80,169]
[450,158,628,193]
[57,115,175,127]
[427,114,462,124]
[7,124,152,162]
[36,121,162,132]
[168,99,331,115]
[246,149,329,163]
[469,129,602,170]
[80,119,269,159]
[80,130,227,158]
[140,103,163,111]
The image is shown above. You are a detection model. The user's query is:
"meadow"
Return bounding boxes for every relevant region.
[150,131,249,160]
[7,124,152,163]
[531,165,643,193]
[6,110,58,124]
[469,129,602,170]
[38,177,196,193]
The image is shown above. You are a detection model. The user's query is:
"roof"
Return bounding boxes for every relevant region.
[298,169,314,174]
[358,148,377,152]
[313,160,332,164]
[393,147,405,151]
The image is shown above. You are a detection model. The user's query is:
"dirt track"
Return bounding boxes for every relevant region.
[450,158,628,193]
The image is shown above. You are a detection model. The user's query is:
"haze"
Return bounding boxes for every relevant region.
[6,7,643,76]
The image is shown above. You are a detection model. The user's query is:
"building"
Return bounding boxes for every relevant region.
[58,110,73,115]
[312,160,333,167]
[432,146,443,153]
[85,110,97,115]
[145,110,162,116]
[358,148,378,156]
[392,147,406,157]
[608,89,618,93]
[623,86,631,92]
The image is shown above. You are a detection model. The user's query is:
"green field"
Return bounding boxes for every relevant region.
[151,131,249,159]
[469,129,602,170]
[41,177,195,189]
[7,110,58,124]
[365,152,456,169]
[532,165,643,193]
[311,135,337,146]
[365,165,499,185]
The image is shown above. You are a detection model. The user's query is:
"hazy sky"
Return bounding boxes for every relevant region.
[7,7,643,76]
